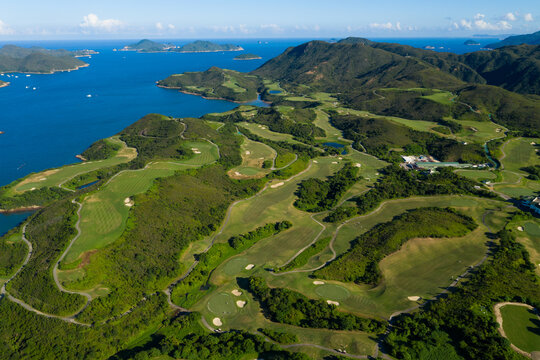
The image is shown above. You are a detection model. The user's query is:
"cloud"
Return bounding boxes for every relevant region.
[369,22,394,30]
[0,20,14,35]
[504,12,517,21]
[474,13,485,20]
[474,19,512,30]
[260,24,284,33]
[155,22,164,31]
[524,13,534,22]
[168,24,175,30]
[80,13,122,33]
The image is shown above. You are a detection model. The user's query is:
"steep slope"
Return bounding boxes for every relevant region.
[486,30,540,48]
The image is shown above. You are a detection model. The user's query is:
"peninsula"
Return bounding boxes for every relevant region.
[0,45,88,74]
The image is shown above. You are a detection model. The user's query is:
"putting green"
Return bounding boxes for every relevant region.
[223,257,249,276]
[315,284,351,301]
[207,292,237,316]
[500,305,540,353]
[524,222,540,237]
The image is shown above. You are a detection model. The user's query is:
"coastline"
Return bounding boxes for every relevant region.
[156,84,263,104]
[0,205,41,214]
[0,63,89,75]
[234,57,262,61]
[123,47,244,54]
[0,82,10,88]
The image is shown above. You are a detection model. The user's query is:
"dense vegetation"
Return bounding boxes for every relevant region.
[315,207,477,285]
[80,139,122,161]
[326,166,497,222]
[295,162,360,212]
[0,228,27,277]
[486,30,540,48]
[123,39,170,52]
[157,67,261,102]
[274,236,331,273]
[522,165,540,180]
[171,221,292,307]
[258,328,299,344]
[177,40,242,52]
[111,312,311,360]
[0,293,169,359]
[330,113,486,163]
[384,229,540,359]
[7,199,87,316]
[247,277,385,333]
[0,44,87,73]
[0,185,70,211]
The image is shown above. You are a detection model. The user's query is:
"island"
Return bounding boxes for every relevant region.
[486,30,540,48]
[234,53,262,60]
[0,80,8,88]
[464,39,481,45]
[118,39,243,53]
[0,45,88,74]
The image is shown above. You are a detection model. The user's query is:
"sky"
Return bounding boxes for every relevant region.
[0,0,539,39]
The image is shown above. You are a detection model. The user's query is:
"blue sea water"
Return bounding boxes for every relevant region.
[0,37,498,235]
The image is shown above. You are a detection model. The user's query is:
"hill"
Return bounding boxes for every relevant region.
[157,66,261,102]
[120,39,175,52]
[176,40,243,53]
[486,30,540,49]
[0,45,87,73]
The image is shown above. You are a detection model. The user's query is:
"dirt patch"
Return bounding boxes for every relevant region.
[79,249,98,268]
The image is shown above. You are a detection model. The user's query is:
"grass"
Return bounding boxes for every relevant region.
[60,144,219,267]
[512,219,540,276]
[313,109,346,143]
[500,305,540,353]
[207,292,238,316]
[314,284,351,301]
[11,137,136,194]
[229,137,275,178]
[421,91,454,105]
[238,122,302,145]
[455,169,497,181]
[500,137,540,173]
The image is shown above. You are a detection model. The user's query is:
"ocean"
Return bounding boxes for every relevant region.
[0,37,499,235]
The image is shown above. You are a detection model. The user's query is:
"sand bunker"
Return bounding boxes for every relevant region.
[234,171,241,176]
[313,281,325,285]
[408,296,421,301]
[231,289,242,296]
[191,148,201,154]
[245,264,255,270]
[236,300,246,308]
[245,151,251,155]
[313,160,318,163]
[212,317,222,326]
[338,157,343,160]
[39,178,47,181]
[124,197,134,207]
[332,161,338,164]
[271,182,284,188]
[355,163,362,168]
[30,187,36,191]
[327,300,340,306]
[517,226,524,231]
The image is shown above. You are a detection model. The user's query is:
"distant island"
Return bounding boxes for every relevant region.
[0,80,8,88]
[464,40,481,46]
[0,45,89,74]
[486,30,540,48]
[234,53,262,60]
[118,39,243,53]
[73,49,100,58]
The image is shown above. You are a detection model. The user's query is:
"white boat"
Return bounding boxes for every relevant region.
[86,94,92,98]
[32,87,37,90]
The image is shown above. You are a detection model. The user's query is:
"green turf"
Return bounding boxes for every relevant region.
[223,257,249,276]
[500,305,540,353]
[421,91,454,105]
[207,292,238,316]
[454,169,496,181]
[230,137,275,177]
[11,137,136,194]
[524,222,540,237]
[314,284,351,301]
[313,109,346,143]
[501,137,540,173]
[239,122,302,144]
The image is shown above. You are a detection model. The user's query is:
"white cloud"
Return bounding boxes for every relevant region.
[168,24,175,30]
[460,19,472,30]
[260,24,284,33]
[155,22,164,31]
[0,20,14,35]
[369,22,394,30]
[524,13,534,22]
[474,13,485,20]
[504,12,517,21]
[80,13,122,33]
[474,19,512,30]
[395,22,402,31]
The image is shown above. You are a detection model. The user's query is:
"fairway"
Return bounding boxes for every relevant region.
[180,140,220,165]
[239,122,302,144]
[229,136,275,178]
[500,304,540,353]
[207,292,237,316]
[12,137,137,194]
[421,91,454,105]
[524,222,540,237]
[315,284,350,301]
[500,137,540,172]
[313,109,345,143]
